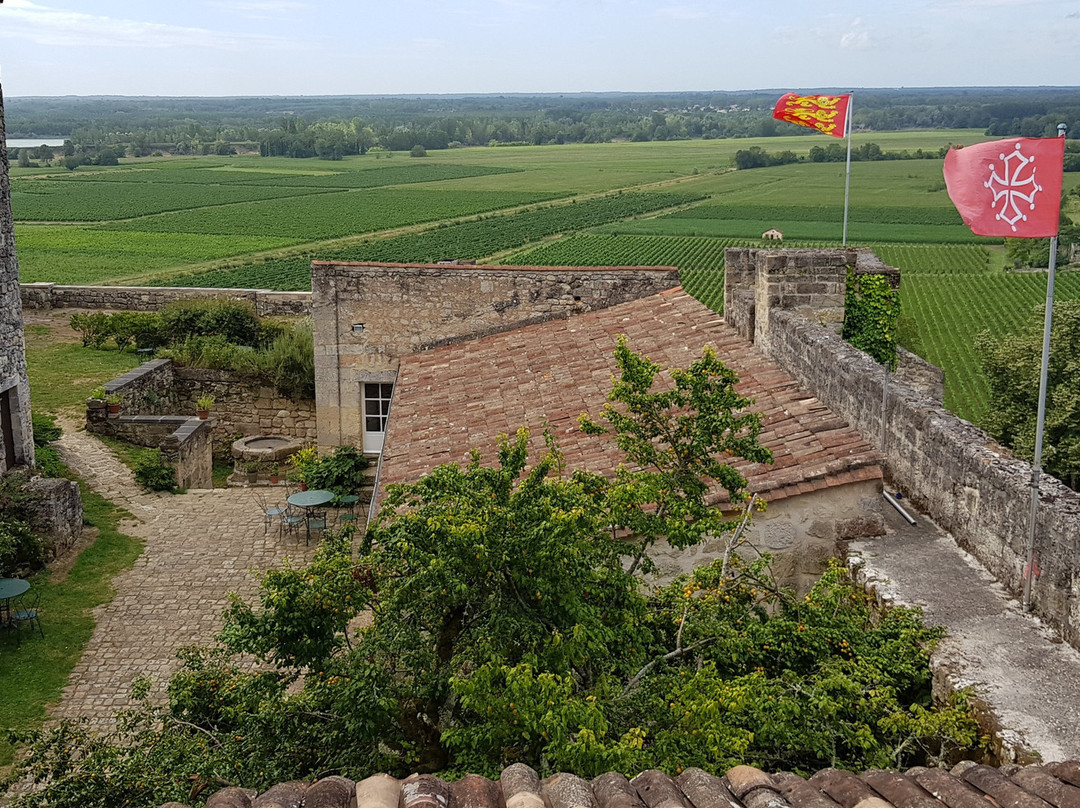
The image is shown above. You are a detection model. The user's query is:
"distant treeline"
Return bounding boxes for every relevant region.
[6,88,1080,159]
[735,140,1080,171]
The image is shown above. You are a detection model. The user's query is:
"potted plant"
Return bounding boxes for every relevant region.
[269,462,281,485]
[196,394,215,420]
[245,460,260,484]
[106,394,122,414]
[90,386,107,402]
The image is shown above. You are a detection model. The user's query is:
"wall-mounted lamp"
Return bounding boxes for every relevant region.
[352,323,365,333]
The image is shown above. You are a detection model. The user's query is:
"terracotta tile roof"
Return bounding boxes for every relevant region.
[166,760,1080,808]
[377,288,881,508]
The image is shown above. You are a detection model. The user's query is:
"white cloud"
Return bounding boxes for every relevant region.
[840,29,871,49]
[0,1,289,50]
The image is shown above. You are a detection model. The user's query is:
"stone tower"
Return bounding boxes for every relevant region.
[0,81,35,470]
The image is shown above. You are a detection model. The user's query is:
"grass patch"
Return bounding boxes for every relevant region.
[0,476,143,768]
[93,434,163,477]
[26,340,140,414]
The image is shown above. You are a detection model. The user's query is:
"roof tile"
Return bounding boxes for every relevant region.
[305,776,357,808]
[631,770,692,808]
[859,771,937,808]
[356,773,400,808]
[963,766,1053,808]
[252,781,306,808]
[377,290,880,509]
[593,773,646,808]
[205,788,257,808]
[1009,769,1080,808]
[451,775,503,808]
[543,773,599,808]
[676,769,740,808]
[401,774,452,808]
[809,770,879,808]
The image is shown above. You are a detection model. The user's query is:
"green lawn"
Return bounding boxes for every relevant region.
[0,484,143,768]
[0,319,147,768]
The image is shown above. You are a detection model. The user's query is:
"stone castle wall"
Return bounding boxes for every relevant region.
[0,83,35,470]
[724,247,1080,649]
[20,282,310,317]
[311,261,681,449]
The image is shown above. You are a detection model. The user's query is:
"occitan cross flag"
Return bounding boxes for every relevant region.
[772,93,851,138]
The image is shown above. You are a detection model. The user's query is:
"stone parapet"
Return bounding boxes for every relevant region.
[725,244,1080,649]
[20,282,311,317]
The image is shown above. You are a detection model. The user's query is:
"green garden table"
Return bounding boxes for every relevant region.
[287,489,335,542]
[0,577,30,628]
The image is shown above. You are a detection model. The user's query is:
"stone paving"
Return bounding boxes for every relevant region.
[49,418,324,731]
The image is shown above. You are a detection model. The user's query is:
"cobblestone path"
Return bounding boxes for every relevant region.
[49,419,321,731]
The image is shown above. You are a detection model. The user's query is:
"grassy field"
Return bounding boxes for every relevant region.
[9,132,1080,424]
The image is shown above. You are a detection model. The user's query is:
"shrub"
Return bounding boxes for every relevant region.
[0,471,45,575]
[133,451,177,492]
[160,335,255,373]
[0,518,42,577]
[302,446,370,496]
[254,322,315,399]
[69,312,112,349]
[111,311,167,351]
[159,299,262,347]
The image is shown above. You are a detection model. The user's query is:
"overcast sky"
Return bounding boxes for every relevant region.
[1,0,1078,97]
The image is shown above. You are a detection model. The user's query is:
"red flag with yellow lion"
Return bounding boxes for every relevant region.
[772,92,851,138]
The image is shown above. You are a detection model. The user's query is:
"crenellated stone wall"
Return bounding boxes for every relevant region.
[311,261,681,449]
[0,82,35,472]
[20,282,310,317]
[724,247,1080,649]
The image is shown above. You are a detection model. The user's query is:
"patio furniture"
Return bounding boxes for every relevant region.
[287,489,335,544]
[337,494,360,526]
[253,490,287,535]
[0,577,30,631]
[306,510,328,543]
[281,506,306,538]
[11,589,43,642]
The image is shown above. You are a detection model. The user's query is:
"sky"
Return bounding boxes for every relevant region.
[0,0,1078,97]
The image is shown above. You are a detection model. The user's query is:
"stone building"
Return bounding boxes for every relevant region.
[0,80,35,471]
[310,258,888,588]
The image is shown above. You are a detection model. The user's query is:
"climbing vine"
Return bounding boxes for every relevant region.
[842,268,901,370]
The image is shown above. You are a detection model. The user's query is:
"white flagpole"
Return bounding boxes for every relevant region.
[1021,122,1068,612]
[842,93,853,246]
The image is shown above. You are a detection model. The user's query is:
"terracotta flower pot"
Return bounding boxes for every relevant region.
[107,403,121,414]
[197,410,210,420]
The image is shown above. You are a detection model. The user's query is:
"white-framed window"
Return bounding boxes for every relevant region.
[362,382,394,454]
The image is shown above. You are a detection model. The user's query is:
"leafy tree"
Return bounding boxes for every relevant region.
[976,300,1080,489]
[580,336,772,572]
[410,144,428,157]
[2,344,982,806]
[16,148,30,168]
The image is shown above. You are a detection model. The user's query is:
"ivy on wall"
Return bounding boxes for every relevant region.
[842,268,900,370]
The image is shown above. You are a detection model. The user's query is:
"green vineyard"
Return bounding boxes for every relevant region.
[159,192,704,290]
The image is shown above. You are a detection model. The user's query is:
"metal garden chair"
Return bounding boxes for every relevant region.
[11,589,43,643]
